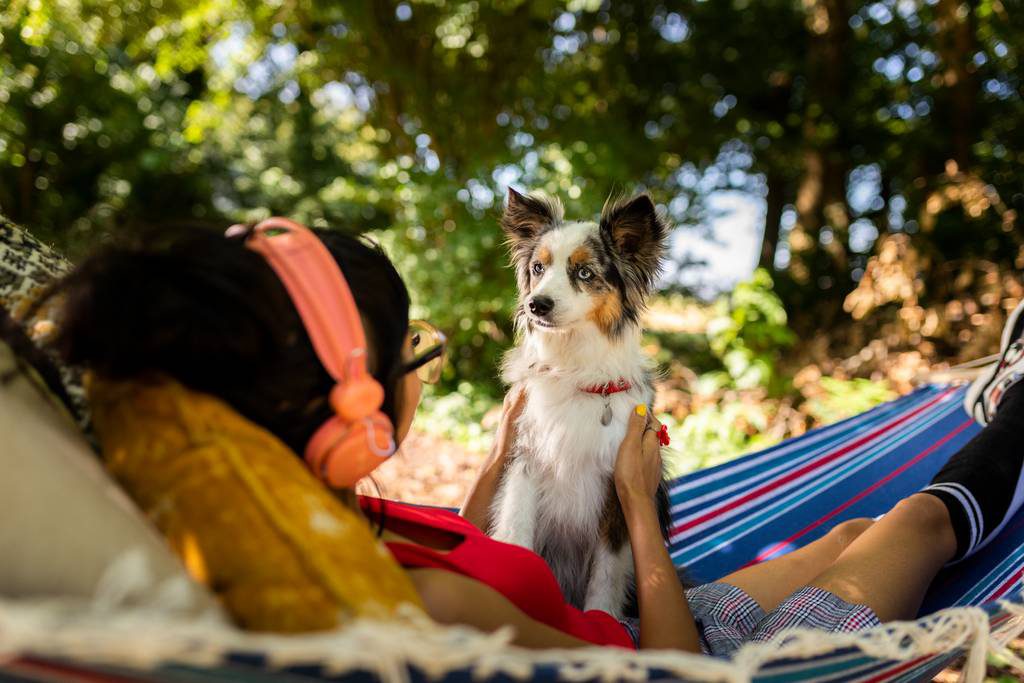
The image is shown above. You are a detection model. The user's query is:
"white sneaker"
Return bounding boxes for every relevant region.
[965,300,1024,425]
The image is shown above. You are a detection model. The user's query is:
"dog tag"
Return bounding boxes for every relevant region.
[600,401,613,426]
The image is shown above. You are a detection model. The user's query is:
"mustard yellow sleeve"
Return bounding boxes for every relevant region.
[89,377,423,632]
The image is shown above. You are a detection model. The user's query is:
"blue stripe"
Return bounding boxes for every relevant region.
[669,390,938,517]
[669,386,950,526]
[671,396,966,574]
[672,387,941,503]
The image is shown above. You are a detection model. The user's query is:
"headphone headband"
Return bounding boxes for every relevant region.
[244,218,368,383]
[230,218,395,487]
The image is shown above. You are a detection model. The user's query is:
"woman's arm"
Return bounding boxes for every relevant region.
[615,406,702,652]
[459,388,526,529]
[408,568,592,649]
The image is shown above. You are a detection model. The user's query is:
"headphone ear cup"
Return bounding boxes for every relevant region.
[304,416,340,479]
[305,413,395,488]
[331,378,384,422]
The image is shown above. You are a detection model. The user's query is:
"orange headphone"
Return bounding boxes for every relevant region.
[228,217,396,488]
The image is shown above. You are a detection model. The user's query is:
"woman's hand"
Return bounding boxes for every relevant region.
[613,405,663,507]
[489,386,527,468]
[459,386,527,529]
[614,405,701,652]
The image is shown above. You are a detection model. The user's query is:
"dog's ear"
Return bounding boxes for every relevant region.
[501,188,562,243]
[600,194,669,289]
[600,194,667,258]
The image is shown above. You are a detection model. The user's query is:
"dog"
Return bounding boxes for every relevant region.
[489,187,672,619]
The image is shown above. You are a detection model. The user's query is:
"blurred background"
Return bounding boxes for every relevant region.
[2,0,1022,506]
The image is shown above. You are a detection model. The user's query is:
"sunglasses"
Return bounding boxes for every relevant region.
[401,320,447,384]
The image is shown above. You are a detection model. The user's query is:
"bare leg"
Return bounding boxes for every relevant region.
[718,518,875,611]
[809,494,957,622]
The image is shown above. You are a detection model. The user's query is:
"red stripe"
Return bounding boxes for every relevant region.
[672,388,957,537]
[0,661,69,683]
[987,566,1024,601]
[745,417,974,566]
[974,519,1024,601]
[856,655,933,683]
[855,618,1010,683]
[4,657,149,683]
[849,615,1016,683]
[991,613,1013,629]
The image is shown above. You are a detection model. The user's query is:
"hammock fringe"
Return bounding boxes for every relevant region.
[1,588,1023,683]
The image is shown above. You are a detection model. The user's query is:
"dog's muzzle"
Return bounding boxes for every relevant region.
[528,295,554,318]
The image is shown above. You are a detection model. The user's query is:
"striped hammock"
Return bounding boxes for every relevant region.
[3,384,1024,683]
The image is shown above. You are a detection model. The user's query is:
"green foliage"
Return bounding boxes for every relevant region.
[660,375,897,479]
[662,402,776,477]
[705,268,795,391]
[646,330,716,374]
[413,384,498,453]
[802,377,897,426]
[654,269,893,477]
[3,0,1021,400]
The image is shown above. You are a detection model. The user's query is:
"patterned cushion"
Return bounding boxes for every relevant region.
[0,215,89,427]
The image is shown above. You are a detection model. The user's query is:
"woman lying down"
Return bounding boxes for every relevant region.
[17,217,1024,656]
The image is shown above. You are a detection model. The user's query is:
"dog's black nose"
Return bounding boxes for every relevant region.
[528,296,554,317]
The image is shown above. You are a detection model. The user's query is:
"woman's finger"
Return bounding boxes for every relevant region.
[501,386,527,423]
[624,404,649,443]
[504,386,528,418]
[642,425,661,457]
[494,387,528,455]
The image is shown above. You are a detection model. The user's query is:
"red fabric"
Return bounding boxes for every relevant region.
[360,497,635,649]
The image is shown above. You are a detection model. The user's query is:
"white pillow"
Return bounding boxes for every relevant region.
[0,340,216,613]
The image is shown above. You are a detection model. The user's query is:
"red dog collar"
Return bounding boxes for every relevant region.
[581,379,632,396]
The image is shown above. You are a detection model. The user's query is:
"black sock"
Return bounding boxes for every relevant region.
[922,381,1024,562]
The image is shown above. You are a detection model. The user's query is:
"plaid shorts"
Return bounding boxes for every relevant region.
[619,582,880,656]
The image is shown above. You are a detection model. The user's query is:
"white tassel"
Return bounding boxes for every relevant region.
[959,612,989,683]
[1,595,1022,683]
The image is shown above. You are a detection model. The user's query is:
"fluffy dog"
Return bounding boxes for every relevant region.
[489,188,672,618]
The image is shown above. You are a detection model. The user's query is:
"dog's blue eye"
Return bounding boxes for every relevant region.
[578,266,593,281]
[532,262,544,275]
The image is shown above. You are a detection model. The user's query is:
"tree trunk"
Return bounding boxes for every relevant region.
[760,172,786,271]
[822,150,850,277]
[783,0,853,327]
[935,0,977,172]
[791,144,823,286]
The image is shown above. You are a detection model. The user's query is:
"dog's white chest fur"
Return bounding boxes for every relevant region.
[517,375,634,528]
[489,329,652,617]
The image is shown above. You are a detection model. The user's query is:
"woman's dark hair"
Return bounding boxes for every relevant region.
[49,226,410,456]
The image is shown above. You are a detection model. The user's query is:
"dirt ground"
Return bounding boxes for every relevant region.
[359,428,485,508]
